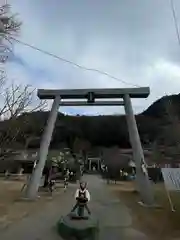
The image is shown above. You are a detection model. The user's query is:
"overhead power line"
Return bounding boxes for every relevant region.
[170,0,180,46]
[9,36,141,88]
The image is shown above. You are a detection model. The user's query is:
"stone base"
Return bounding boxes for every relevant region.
[57,214,99,240]
[19,195,41,202]
[138,201,161,209]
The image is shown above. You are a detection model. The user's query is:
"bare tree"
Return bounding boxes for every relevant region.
[0,3,21,63]
[0,83,47,159]
[0,67,6,87]
[0,4,45,159]
[1,83,47,119]
[0,4,21,33]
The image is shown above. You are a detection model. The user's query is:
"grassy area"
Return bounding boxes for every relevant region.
[110,182,180,240]
[0,177,64,229]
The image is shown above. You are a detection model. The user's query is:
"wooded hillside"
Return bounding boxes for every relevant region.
[0,93,179,150]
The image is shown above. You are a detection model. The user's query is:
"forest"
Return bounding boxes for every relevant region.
[0,93,180,151]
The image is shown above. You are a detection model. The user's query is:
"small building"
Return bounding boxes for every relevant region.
[0,149,38,173]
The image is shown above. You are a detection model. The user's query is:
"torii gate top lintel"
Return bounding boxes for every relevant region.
[37,87,150,100]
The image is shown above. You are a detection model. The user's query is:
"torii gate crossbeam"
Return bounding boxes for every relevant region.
[25,87,155,206]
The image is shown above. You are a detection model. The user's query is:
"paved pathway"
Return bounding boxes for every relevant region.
[84,175,148,240]
[0,174,148,240]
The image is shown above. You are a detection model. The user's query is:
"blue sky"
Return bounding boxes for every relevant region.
[5,0,180,115]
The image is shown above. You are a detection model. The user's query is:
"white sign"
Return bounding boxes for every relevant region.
[161,168,180,191]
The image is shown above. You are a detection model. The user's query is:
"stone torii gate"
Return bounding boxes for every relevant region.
[25,87,155,206]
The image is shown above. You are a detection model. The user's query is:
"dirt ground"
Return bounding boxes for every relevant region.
[109,181,180,240]
[0,174,148,240]
[2,175,178,239]
[0,176,65,230]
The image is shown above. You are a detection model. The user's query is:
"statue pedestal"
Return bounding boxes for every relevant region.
[57,213,99,240]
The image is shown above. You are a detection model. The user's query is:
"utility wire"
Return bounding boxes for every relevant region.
[9,36,141,88]
[170,0,180,46]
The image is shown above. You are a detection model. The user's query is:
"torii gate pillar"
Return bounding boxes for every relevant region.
[25,96,61,199]
[123,94,154,205]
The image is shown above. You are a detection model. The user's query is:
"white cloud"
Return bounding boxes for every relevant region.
[4,0,180,115]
